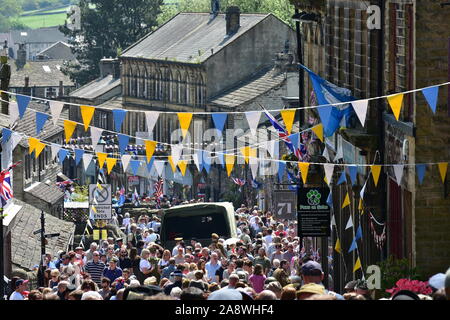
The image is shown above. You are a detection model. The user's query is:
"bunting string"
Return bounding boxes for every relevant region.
[1,81,449,114]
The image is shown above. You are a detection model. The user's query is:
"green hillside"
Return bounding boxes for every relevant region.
[17,6,70,29]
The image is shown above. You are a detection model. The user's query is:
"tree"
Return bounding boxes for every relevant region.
[0,0,23,32]
[157,0,295,28]
[60,0,164,86]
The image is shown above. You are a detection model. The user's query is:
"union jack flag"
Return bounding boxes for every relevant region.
[0,162,20,207]
[231,177,246,186]
[263,110,305,160]
[154,178,164,198]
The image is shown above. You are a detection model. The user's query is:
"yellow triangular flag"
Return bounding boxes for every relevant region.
[358,198,363,211]
[101,230,108,240]
[106,157,117,174]
[311,124,324,142]
[438,162,448,183]
[387,94,404,121]
[225,154,235,177]
[80,105,96,131]
[145,140,157,163]
[97,152,107,169]
[178,113,193,139]
[240,147,250,164]
[280,109,296,135]
[353,257,362,273]
[28,137,39,154]
[178,160,187,176]
[168,156,177,173]
[298,162,310,184]
[342,192,350,209]
[371,165,381,187]
[335,239,342,254]
[34,141,46,159]
[64,120,77,143]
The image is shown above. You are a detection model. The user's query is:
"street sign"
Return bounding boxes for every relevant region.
[90,205,112,220]
[298,188,331,237]
[273,190,297,220]
[89,184,111,205]
[44,233,60,238]
[33,229,42,235]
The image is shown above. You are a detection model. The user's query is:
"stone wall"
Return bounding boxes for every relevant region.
[414,0,450,277]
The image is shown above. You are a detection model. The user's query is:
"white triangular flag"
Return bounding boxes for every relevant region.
[345,216,353,230]
[90,127,103,150]
[322,147,331,162]
[50,143,61,160]
[266,140,278,159]
[9,101,19,125]
[192,152,201,171]
[171,144,183,166]
[324,164,335,186]
[145,111,159,136]
[121,155,132,172]
[393,164,404,186]
[331,214,336,227]
[334,144,343,162]
[49,101,64,126]
[249,157,259,179]
[154,160,165,177]
[245,111,262,136]
[83,153,93,172]
[352,100,369,127]
[360,181,367,199]
[11,132,23,152]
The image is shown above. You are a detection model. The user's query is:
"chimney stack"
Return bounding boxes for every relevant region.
[16,43,27,69]
[226,6,240,35]
[99,58,120,79]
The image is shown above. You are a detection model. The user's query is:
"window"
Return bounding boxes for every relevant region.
[45,87,57,98]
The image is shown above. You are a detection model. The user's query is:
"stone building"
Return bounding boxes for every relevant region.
[9,44,75,99]
[64,7,297,196]
[290,0,450,290]
[36,41,75,61]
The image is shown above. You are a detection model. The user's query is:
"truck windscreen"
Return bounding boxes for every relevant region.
[163,213,229,240]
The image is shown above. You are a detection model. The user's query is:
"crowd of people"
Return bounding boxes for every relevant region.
[5,203,450,301]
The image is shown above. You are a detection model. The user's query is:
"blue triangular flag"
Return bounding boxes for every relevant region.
[348,238,358,253]
[355,225,363,241]
[278,161,286,182]
[422,86,439,114]
[337,170,347,185]
[17,95,31,119]
[217,152,225,168]
[288,133,300,151]
[348,165,358,186]
[58,149,69,164]
[147,157,155,173]
[327,190,333,209]
[203,151,211,174]
[130,160,141,176]
[112,110,127,132]
[74,149,84,166]
[416,164,427,185]
[36,112,49,135]
[212,113,228,136]
[1,128,12,144]
[117,134,130,155]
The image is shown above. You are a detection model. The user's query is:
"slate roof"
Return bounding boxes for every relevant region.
[10,198,75,271]
[210,67,286,108]
[97,96,124,110]
[11,27,67,45]
[12,101,66,148]
[24,181,64,205]
[37,41,75,61]
[122,12,269,63]
[9,59,74,88]
[69,75,121,100]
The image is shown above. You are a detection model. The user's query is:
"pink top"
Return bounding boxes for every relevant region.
[249,274,266,293]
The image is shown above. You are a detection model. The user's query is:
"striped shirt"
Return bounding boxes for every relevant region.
[85,261,106,285]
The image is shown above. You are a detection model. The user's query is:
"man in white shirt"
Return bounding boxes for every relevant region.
[145,228,159,243]
[172,238,185,256]
[9,279,29,300]
[263,229,273,246]
[205,252,221,283]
